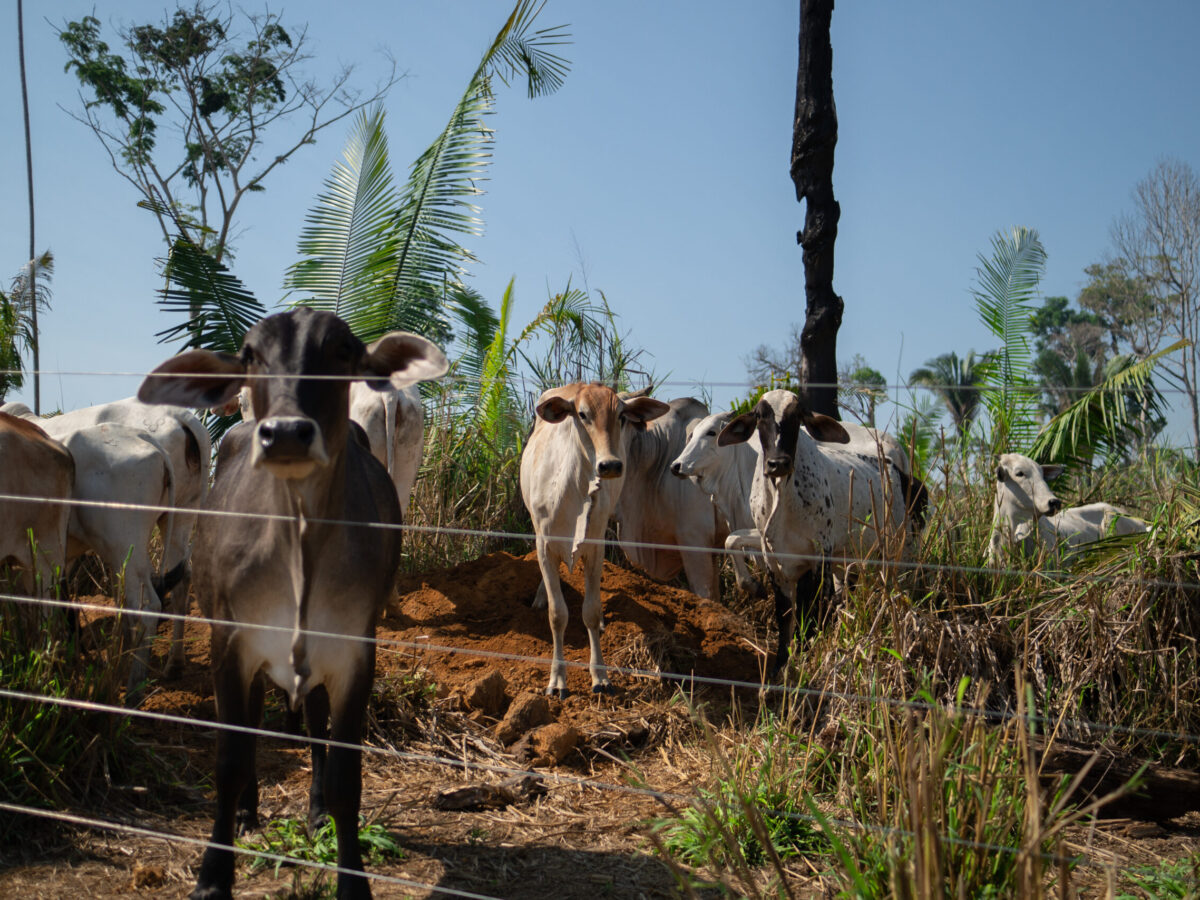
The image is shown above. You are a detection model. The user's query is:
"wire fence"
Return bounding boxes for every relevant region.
[2,386,1198,893]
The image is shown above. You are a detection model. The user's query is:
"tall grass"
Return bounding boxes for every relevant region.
[0,592,139,840]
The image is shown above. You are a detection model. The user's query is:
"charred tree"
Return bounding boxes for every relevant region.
[791,0,843,418]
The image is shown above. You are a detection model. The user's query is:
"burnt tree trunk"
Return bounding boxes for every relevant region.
[791,0,843,419]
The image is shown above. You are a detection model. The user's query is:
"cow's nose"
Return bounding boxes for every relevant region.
[597,458,623,479]
[1046,497,1062,515]
[765,455,792,478]
[259,417,316,457]
[670,461,684,477]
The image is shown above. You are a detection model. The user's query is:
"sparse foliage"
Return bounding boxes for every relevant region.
[0,252,53,401]
[59,2,399,263]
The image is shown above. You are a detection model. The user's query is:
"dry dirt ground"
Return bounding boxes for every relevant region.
[2,551,1199,898]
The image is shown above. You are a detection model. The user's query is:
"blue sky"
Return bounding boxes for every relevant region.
[3,1,1200,438]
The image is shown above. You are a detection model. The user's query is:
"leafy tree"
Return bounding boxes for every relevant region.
[1107,159,1200,458]
[161,0,569,358]
[59,2,398,263]
[838,354,886,427]
[972,226,1045,452]
[746,323,802,386]
[0,252,53,402]
[909,350,988,435]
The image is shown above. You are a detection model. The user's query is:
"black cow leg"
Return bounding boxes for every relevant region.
[191,663,257,900]
[769,575,796,678]
[326,662,373,900]
[305,685,332,832]
[233,676,264,834]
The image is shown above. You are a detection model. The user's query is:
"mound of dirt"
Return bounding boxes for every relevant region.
[379,551,762,718]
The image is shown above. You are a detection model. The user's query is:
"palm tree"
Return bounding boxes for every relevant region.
[909,350,988,434]
[0,251,53,402]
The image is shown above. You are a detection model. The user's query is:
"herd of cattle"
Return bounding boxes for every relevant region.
[0,309,1150,897]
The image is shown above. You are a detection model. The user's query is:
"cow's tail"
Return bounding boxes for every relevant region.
[155,448,178,592]
[385,393,396,477]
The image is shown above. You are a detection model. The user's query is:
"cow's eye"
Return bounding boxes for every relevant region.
[706,430,716,437]
[242,347,257,366]
[578,410,589,423]
[1016,470,1026,477]
[618,412,628,426]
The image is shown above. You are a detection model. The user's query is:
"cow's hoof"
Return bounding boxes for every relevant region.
[591,683,615,696]
[235,809,259,835]
[545,686,568,700]
[164,659,184,680]
[307,809,330,833]
[189,886,233,900]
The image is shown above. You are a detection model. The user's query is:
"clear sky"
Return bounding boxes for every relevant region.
[3,1,1200,437]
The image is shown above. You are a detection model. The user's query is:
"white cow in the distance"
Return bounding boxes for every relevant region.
[987,452,1148,561]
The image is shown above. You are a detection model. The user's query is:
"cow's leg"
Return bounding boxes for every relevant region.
[232,675,264,835]
[162,513,194,679]
[326,659,374,900]
[679,544,719,602]
[769,574,797,678]
[536,543,570,698]
[725,529,765,596]
[304,684,332,832]
[112,549,163,702]
[532,579,548,610]
[192,656,257,900]
[580,547,611,694]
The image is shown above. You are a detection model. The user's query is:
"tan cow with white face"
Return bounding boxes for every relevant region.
[520,383,669,697]
[0,412,73,599]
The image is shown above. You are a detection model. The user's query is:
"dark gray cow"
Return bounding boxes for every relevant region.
[139,308,447,900]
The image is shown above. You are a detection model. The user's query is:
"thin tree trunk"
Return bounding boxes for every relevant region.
[18,0,39,414]
[791,0,843,419]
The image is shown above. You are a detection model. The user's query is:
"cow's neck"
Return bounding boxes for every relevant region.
[276,446,349,702]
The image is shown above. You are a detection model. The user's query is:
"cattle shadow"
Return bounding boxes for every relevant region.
[396,836,727,900]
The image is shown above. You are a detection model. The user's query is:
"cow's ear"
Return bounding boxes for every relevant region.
[536,394,576,423]
[803,412,851,444]
[1041,463,1064,482]
[138,350,246,410]
[622,397,670,426]
[362,332,449,389]
[718,412,757,446]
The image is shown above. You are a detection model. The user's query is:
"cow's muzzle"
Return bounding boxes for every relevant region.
[1043,497,1063,517]
[669,460,690,478]
[254,416,329,476]
[597,457,624,479]
[764,454,793,479]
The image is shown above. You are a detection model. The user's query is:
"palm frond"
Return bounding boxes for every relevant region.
[1030,339,1186,470]
[156,237,267,352]
[283,104,399,340]
[972,226,1045,452]
[383,0,570,337]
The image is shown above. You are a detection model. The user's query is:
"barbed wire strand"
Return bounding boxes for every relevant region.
[3,587,1198,751]
[0,368,1196,397]
[0,491,1192,596]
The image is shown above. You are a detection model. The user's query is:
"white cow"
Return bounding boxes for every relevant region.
[3,397,209,677]
[718,390,927,675]
[520,383,669,697]
[671,411,911,596]
[58,422,179,695]
[614,397,729,601]
[237,381,423,517]
[987,452,1148,561]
